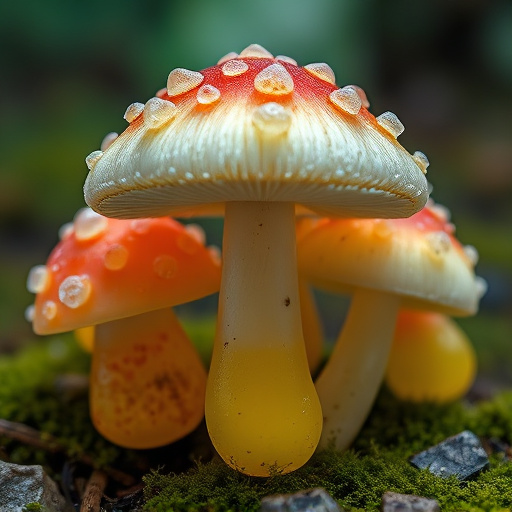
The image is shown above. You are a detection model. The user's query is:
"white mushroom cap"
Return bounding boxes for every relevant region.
[84,48,429,220]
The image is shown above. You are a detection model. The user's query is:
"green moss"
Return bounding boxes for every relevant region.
[22,504,44,512]
[2,334,512,512]
[143,391,512,512]
[0,335,137,471]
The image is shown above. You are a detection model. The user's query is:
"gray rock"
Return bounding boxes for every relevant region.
[382,491,440,512]
[0,460,69,512]
[409,430,489,480]
[260,487,341,511]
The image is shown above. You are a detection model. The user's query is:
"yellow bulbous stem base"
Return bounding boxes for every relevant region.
[90,308,207,449]
[386,310,477,403]
[206,202,322,476]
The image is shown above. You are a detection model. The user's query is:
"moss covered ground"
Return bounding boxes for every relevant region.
[1,327,511,511]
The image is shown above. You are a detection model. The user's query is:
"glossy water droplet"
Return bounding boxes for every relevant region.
[221,60,249,77]
[304,63,336,84]
[177,231,199,254]
[144,97,177,129]
[42,300,58,320]
[252,102,292,136]
[25,305,35,323]
[426,231,451,256]
[58,222,74,240]
[276,55,297,66]
[376,111,404,138]
[208,245,221,265]
[85,150,103,171]
[124,102,144,123]
[130,219,152,234]
[463,245,479,266]
[372,220,393,239]
[167,68,204,96]
[153,254,177,279]
[100,132,118,151]
[27,265,50,293]
[74,208,108,241]
[155,87,167,98]
[197,84,221,105]
[476,276,487,298]
[239,43,273,59]
[329,86,362,115]
[348,85,370,108]
[428,201,451,223]
[59,275,92,308]
[413,151,430,173]
[104,244,129,270]
[184,224,206,245]
[254,64,294,95]
[217,51,239,65]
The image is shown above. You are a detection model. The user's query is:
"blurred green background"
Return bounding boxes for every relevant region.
[1,0,511,386]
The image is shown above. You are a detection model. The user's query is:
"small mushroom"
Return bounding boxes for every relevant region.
[296,217,326,375]
[297,200,486,450]
[26,208,220,448]
[386,310,477,403]
[83,43,429,475]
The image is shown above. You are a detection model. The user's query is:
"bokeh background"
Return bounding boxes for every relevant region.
[1,0,511,387]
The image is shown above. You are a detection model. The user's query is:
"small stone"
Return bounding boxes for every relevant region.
[260,487,341,511]
[409,430,489,480]
[0,460,68,511]
[382,491,440,512]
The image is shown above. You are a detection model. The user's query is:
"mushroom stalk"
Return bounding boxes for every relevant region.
[205,201,322,476]
[91,308,207,449]
[298,279,324,374]
[315,288,400,450]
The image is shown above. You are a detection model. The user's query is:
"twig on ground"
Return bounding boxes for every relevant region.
[0,418,135,486]
[80,469,108,512]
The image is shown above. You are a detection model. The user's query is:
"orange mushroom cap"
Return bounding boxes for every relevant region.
[27,208,221,334]
[297,200,486,316]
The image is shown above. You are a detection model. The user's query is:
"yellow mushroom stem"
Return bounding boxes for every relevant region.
[386,310,477,403]
[298,279,324,375]
[74,326,94,352]
[90,308,207,449]
[315,288,400,450]
[205,201,322,476]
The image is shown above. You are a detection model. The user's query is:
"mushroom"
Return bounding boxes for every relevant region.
[26,208,220,448]
[296,217,327,375]
[83,43,429,475]
[297,200,487,450]
[386,309,477,403]
[74,325,94,352]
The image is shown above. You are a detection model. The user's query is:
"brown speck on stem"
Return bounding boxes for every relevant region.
[283,296,291,307]
[224,342,229,348]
